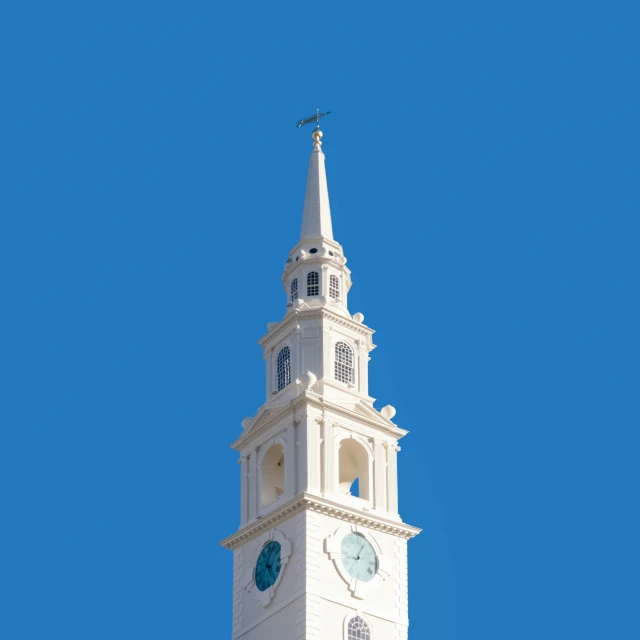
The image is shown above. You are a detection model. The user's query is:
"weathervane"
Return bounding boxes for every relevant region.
[296,109,331,129]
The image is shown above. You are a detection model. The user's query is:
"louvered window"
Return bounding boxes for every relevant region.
[307,271,319,296]
[290,278,298,302]
[277,346,291,391]
[335,342,354,384]
[329,275,340,299]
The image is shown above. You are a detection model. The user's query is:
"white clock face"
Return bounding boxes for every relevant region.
[340,533,378,582]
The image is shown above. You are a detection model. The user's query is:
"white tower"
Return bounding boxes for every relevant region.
[221,127,420,640]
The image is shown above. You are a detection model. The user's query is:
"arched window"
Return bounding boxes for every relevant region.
[339,438,370,500]
[261,444,285,506]
[290,278,298,302]
[277,346,291,391]
[347,615,371,640]
[329,274,340,299]
[335,342,354,384]
[307,271,319,296]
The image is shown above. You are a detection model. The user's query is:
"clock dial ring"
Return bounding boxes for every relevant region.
[254,540,282,592]
[340,532,378,583]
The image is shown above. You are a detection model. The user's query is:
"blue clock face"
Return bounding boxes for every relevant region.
[255,541,282,592]
[341,533,377,582]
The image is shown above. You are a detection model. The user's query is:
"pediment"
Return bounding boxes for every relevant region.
[241,406,275,435]
[234,390,406,452]
[234,397,295,450]
[353,400,395,426]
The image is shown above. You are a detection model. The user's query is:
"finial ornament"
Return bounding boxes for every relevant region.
[312,128,323,151]
[296,109,330,151]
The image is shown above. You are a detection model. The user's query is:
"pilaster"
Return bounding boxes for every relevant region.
[393,537,409,640]
[386,443,399,515]
[248,448,258,520]
[240,455,248,525]
[358,340,369,395]
[323,420,336,495]
[373,438,387,511]
[285,423,296,497]
[297,415,308,494]
[305,413,322,495]
[321,264,329,300]
[321,324,332,382]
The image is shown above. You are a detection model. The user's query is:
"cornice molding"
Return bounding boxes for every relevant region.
[259,307,375,350]
[289,236,344,252]
[220,493,421,550]
[282,253,352,281]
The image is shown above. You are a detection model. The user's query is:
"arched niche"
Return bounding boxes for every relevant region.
[260,443,285,506]
[338,437,370,501]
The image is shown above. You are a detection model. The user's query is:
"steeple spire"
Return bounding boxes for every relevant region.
[300,128,333,241]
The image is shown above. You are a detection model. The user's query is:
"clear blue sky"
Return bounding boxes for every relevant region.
[1,1,638,639]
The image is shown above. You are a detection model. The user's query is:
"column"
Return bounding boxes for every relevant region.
[322,421,336,495]
[322,325,332,381]
[297,415,308,493]
[240,455,248,525]
[373,438,386,511]
[359,344,370,395]
[305,413,321,494]
[285,423,296,497]
[387,443,400,515]
[248,447,258,520]
[264,349,272,400]
[321,264,329,300]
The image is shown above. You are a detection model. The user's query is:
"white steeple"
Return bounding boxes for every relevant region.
[300,129,334,241]
[281,127,352,319]
[221,125,420,640]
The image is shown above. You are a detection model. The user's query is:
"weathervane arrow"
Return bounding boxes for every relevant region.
[296,109,331,128]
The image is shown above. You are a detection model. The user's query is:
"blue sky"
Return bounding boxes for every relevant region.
[1,1,638,639]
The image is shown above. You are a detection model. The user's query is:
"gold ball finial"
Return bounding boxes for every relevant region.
[312,128,323,150]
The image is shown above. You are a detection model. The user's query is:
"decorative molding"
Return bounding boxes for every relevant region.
[220,493,420,551]
[325,523,390,599]
[334,429,374,455]
[259,307,374,350]
[242,527,292,607]
[222,499,306,550]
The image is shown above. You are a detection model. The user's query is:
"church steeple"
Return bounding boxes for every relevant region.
[282,127,352,318]
[300,128,333,241]
[221,123,420,640]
